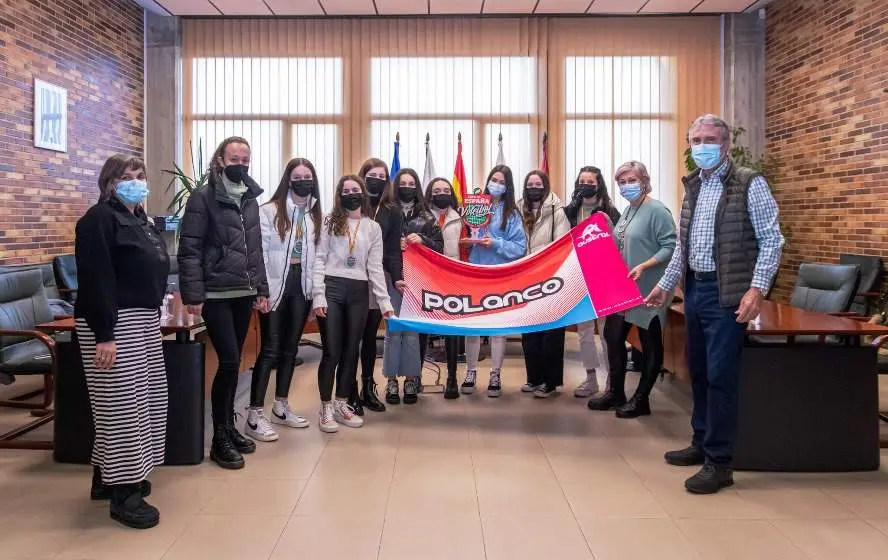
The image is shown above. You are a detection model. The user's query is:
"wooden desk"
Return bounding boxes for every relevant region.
[38,294,207,465]
[645,300,888,472]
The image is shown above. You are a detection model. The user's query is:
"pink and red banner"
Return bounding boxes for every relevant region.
[387,213,643,336]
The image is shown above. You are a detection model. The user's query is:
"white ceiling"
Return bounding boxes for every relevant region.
[135,0,772,16]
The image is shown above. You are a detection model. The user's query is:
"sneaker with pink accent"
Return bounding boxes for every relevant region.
[318,402,339,433]
[332,400,364,428]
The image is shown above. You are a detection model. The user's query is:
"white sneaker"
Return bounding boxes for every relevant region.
[487,370,502,398]
[574,370,600,398]
[461,370,477,394]
[318,402,339,433]
[245,408,279,442]
[521,383,544,393]
[332,400,364,428]
[270,400,310,428]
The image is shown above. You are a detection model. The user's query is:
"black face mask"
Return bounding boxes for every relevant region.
[224,164,249,184]
[578,185,599,200]
[398,186,416,203]
[290,180,313,198]
[341,193,364,211]
[431,195,453,210]
[524,188,544,202]
[366,177,387,198]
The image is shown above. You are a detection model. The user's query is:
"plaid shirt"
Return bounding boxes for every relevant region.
[659,158,784,293]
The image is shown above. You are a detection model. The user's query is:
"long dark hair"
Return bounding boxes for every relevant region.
[484,164,518,232]
[424,177,459,211]
[210,136,250,175]
[358,157,395,210]
[521,169,551,234]
[98,154,146,202]
[265,157,322,245]
[327,174,371,237]
[574,165,617,216]
[392,168,430,216]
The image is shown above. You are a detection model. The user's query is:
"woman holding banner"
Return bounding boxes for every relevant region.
[587,161,675,418]
[459,165,527,397]
[383,168,443,405]
[564,165,620,400]
[425,177,468,399]
[519,170,572,397]
[312,175,394,432]
[355,158,403,415]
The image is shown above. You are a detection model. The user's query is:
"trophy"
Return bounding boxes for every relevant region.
[459,189,493,243]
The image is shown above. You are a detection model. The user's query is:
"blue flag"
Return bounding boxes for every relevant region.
[390,135,401,177]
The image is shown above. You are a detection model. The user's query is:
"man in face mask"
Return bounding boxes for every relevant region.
[645,114,784,495]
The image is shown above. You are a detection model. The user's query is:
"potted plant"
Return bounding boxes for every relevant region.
[163,140,209,225]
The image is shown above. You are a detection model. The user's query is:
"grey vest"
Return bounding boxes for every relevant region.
[680,161,760,307]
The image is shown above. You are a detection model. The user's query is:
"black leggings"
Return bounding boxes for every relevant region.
[359,309,383,383]
[250,265,311,407]
[203,297,254,427]
[522,327,566,388]
[603,314,663,398]
[317,276,369,401]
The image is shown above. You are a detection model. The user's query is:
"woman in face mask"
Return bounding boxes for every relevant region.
[458,164,527,397]
[353,158,404,415]
[518,170,571,397]
[74,155,170,529]
[312,175,394,432]
[245,158,323,443]
[424,177,469,398]
[382,168,444,405]
[178,136,270,470]
[588,161,676,418]
[563,165,621,400]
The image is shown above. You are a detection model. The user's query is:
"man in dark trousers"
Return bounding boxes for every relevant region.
[645,114,784,494]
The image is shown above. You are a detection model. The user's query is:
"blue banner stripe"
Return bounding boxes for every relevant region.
[387,297,597,336]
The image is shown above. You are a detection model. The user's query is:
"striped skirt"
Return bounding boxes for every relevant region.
[76,308,168,485]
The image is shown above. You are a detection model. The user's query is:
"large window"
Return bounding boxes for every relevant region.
[370,57,535,197]
[190,57,342,209]
[564,56,678,217]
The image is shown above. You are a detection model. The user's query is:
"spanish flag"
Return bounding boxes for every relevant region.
[452,132,468,206]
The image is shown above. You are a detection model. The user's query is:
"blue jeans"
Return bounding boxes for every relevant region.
[382,275,421,378]
[684,275,747,465]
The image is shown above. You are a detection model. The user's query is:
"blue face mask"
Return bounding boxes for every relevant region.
[487,182,506,198]
[116,179,149,205]
[619,182,643,202]
[691,143,723,170]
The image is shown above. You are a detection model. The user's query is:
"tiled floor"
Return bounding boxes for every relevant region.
[2,337,888,559]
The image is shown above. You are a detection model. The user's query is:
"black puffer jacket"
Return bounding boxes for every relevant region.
[178,172,269,305]
[400,203,444,254]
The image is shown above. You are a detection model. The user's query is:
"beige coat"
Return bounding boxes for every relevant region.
[431,206,464,259]
[519,192,571,254]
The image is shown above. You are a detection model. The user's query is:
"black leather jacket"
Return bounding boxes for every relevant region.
[400,203,444,254]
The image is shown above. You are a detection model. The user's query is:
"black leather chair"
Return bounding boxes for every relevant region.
[790,263,860,314]
[52,254,78,303]
[0,262,61,301]
[0,269,56,449]
[839,254,883,316]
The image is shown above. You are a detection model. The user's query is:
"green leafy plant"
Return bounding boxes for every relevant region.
[163,139,208,218]
[683,126,779,185]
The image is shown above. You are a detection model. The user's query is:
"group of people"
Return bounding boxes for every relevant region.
[73,113,783,530]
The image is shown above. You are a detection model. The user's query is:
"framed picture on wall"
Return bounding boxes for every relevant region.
[33,79,67,152]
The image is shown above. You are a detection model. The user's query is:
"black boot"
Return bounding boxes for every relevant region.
[685,463,734,494]
[91,466,151,500]
[361,377,387,412]
[444,373,460,400]
[210,424,245,470]
[664,445,705,467]
[615,394,651,418]
[110,483,159,529]
[587,390,626,411]
[227,417,256,454]
[348,385,365,416]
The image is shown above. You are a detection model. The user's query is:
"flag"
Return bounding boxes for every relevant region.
[540,132,549,174]
[495,132,505,166]
[390,132,401,177]
[388,212,643,336]
[452,133,468,206]
[422,133,437,188]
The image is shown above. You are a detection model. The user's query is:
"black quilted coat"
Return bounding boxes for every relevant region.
[178,172,269,305]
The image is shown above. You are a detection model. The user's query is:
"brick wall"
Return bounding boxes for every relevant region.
[0,0,144,264]
[765,0,888,300]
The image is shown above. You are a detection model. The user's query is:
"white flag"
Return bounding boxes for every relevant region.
[422,135,437,188]
[496,133,506,166]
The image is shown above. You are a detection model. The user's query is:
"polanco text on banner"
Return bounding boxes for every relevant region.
[387,213,644,336]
